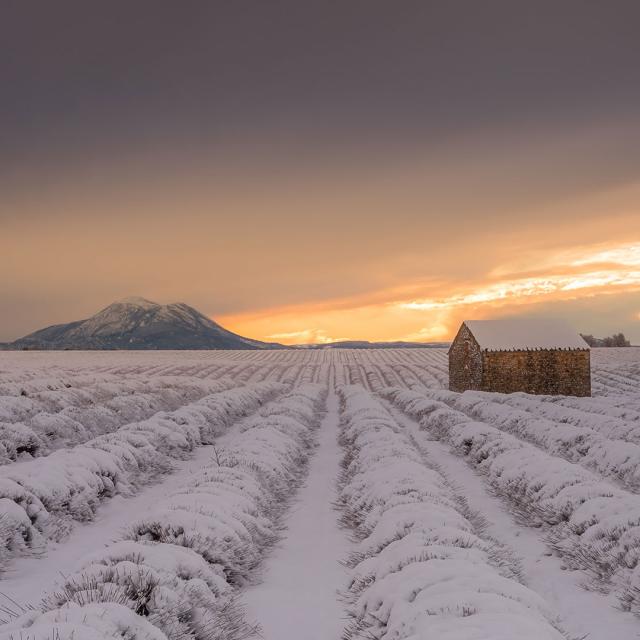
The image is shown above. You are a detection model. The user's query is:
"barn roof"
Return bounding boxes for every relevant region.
[462,318,590,351]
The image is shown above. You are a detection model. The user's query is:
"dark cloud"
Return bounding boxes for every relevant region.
[2,1,640,173]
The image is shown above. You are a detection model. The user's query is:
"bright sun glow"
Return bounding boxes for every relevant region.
[221,241,640,344]
[400,269,640,310]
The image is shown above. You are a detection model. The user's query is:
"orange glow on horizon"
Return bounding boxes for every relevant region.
[219,241,640,344]
[2,140,640,344]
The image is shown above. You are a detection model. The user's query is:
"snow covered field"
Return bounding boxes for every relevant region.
[1,347,640,639]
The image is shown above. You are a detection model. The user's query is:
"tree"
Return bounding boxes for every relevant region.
[613,332,631,347]
[580,332,630,347]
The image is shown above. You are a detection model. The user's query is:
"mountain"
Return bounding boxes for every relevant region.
[9,297,283,350]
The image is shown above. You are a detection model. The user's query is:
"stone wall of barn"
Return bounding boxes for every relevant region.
[449,323,483,392]
[481,349,591,396]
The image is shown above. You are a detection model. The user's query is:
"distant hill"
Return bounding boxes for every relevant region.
[8,297,283,350]
[304,340,450,349]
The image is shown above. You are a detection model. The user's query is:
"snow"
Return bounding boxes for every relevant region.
[0,444,233,609]
[0,374,237,461]
[437,388,640,491]
[2,348,640,639]
[116,296,160,308]
[0,602,169,640]
[1,381,325,639]
[385,399,640,640]
[0,382,283,568]
[242,376,350,640]
[338,385,566,639]
[462,318,590,351]
[385,384,640,623]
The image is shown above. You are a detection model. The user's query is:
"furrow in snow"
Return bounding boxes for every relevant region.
[337,384,567,640]
[242,370,350,640]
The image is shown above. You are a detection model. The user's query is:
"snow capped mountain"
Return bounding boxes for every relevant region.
[10,298,282,350]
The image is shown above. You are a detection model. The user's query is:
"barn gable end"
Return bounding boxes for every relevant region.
[449,319,591,396]
[448,322,483,392]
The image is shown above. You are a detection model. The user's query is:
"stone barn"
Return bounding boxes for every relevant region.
[449,318,591,396]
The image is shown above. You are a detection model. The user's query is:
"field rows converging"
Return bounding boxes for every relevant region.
[241,367,350,640]
[1,347,640,639]
[0,375,239,462]
[406,386,640,492]
[338,385,567,639]
[0,381,285,574]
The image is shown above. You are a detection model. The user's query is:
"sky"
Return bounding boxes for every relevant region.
[2,1,640,344]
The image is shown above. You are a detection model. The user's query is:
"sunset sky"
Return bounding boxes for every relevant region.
[2,2,640,344]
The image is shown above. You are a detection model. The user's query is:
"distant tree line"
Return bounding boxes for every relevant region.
[580,332,631,347]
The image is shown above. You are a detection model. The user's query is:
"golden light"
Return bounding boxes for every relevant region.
[221,240,640,344]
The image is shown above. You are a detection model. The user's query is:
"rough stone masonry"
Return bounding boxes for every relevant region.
[449,320,591,396]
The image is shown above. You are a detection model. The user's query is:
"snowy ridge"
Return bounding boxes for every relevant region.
[0,382,283,573]
[0,373,235,423]
[0,384,325,640]
[0,376,238,463]
[433,388,640,492]
[547,393,640,425]
[337,385,566,640]
[0,371,127,398]
[117,296,160,309]
[385,386,640,616]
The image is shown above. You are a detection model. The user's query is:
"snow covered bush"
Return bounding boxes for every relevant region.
[125,384,324,586]
[0,602,169,640]
[338,385,566,640]
[0,478,49,558]
[0,422,45,463]
[42,541,239,640]
[550,393,640,426]
[384,386,640,615]
[0,375,237,463]
[1,384,325,640]
[0,396,40,424]
[432,389,640,491]
[0,513,12,573]
[0,382,283,567]
[501,392,640,436]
